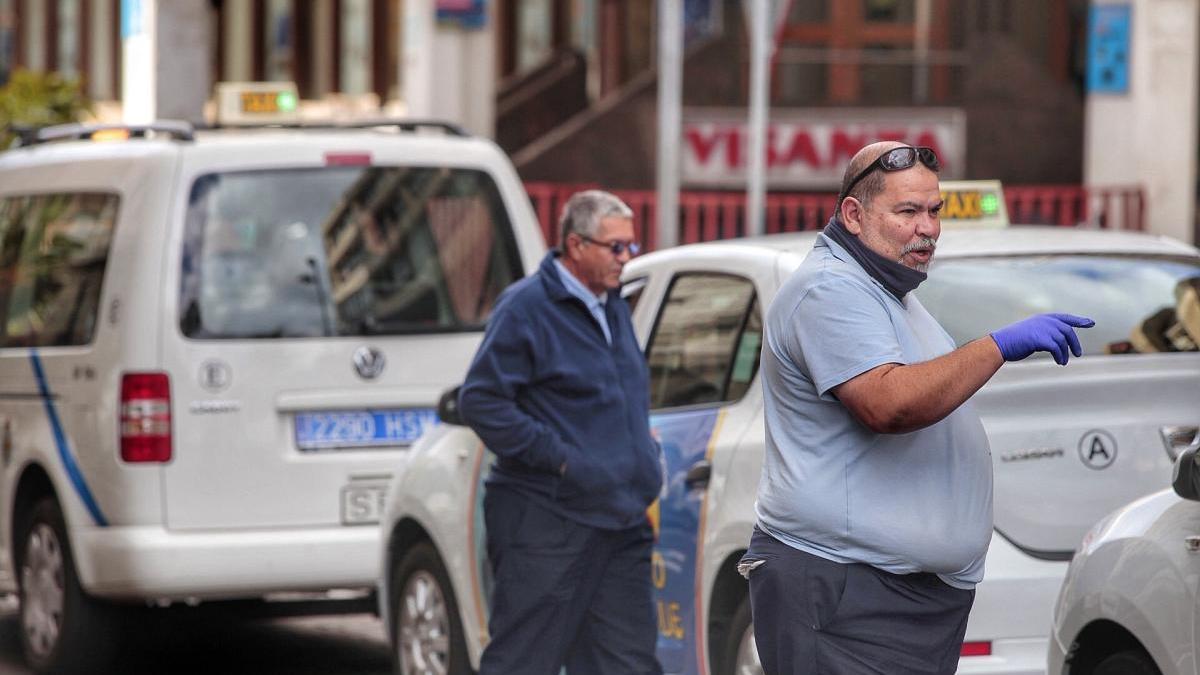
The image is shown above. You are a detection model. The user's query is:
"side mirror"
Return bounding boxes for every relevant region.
[1172,444,1200,501]
[437,385,464,427]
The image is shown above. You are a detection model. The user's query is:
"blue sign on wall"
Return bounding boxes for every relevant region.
[437,0,487,30]
[1087,4,1131,94]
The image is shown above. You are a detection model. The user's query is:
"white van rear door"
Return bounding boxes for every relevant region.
[160,138,540,530]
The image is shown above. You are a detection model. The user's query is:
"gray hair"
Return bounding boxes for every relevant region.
[558,190,633,248]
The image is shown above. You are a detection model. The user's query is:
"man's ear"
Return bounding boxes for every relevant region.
[840,197,865,235]
[563,233,582,260]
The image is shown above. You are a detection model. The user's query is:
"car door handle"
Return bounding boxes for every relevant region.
[685,460,712,489]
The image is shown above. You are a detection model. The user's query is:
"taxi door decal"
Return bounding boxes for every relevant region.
[651,407,724,675]
[29,351,108,526]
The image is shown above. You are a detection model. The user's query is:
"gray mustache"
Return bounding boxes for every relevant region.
[900,237,938,255]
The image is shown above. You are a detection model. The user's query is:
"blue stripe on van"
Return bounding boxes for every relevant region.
[29,351,109,527]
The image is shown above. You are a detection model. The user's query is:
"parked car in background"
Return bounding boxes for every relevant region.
[0,114,545,673]
[1049,383,1200,675]
[380,194,1200,675]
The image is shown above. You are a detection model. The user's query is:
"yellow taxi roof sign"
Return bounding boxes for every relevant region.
[215,81,301,126]
[939,180,1008,229]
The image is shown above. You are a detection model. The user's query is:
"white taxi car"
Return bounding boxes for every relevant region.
[379,222,1200,675]
[0,113,545,673]
[1048,387,1200,675]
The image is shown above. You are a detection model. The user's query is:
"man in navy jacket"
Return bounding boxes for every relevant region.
[459,190,663,675]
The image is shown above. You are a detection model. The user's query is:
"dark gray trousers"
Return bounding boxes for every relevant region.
[743,527,974,675]
[478,486,662,675]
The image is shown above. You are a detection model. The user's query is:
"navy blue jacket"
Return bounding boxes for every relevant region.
[458,252,662,530]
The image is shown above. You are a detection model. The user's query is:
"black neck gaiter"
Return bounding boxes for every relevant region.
[821,215,926,300]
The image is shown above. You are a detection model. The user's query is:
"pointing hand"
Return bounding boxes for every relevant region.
[990,313,1096,365]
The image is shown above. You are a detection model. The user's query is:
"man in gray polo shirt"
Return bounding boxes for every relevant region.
[743,141,1094,674]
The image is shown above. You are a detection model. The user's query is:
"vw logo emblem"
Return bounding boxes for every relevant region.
[1079,430,1117,470]
[353,346,386,379]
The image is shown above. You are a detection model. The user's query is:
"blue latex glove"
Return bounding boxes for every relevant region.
[990,313,1096,365]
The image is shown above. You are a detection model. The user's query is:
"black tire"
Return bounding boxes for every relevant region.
[16,497,122,674]
[390,541,471,675]
[719,594,762,675]
[1092,649,1160,675]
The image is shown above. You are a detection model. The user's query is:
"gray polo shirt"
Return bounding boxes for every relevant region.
[755,233,993,589]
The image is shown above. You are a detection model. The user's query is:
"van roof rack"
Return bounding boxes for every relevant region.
[202,119,471,137]
[11,120,196,147]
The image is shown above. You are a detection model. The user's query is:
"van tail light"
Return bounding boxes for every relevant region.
[960,641,992,657]
[120,372,172,463]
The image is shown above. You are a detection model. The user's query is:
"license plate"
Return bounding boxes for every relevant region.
[341,483,388,525]
[294,409,438,451]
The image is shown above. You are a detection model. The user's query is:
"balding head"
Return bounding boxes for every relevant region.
[838,140,910,209]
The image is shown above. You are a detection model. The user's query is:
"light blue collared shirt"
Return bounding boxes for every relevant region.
[554,258,611,345]
[755,233,993,589]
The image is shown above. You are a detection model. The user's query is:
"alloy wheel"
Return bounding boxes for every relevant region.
[20,523,65,660]
[397,570,451,675]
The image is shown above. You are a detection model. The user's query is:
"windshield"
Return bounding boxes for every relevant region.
[916,254,1200,356]
[179,166,523,339]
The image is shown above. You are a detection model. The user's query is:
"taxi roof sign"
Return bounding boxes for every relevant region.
[215,82,301,126]
[939,180,1009,229]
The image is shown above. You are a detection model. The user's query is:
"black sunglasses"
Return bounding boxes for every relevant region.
[838,146,940,204]
[579,234,641,256]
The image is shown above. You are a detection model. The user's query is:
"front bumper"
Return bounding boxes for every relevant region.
[74,524,380,600]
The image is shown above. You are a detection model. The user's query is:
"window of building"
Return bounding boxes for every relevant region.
[56,0,81,78]
[340,0,373,96]
[516,0,554,73]
[645,274,760,410]
[774,0,959,105]
[0,0,15,85]
[264,0,293,82]
[0,193,120,347]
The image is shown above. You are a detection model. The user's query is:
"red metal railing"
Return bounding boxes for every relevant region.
[524,183,1146,251]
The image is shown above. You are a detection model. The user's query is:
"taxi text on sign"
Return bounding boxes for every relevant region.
[681,107,966,189]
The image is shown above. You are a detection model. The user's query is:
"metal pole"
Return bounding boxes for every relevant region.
[656,0,682,249]
[745,0,770,237]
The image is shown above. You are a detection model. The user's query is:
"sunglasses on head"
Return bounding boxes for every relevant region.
[838,146,940,204]
[579,234,641,256]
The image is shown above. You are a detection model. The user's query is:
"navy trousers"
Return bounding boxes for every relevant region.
[478,486,662,675]
[743,527,974,675]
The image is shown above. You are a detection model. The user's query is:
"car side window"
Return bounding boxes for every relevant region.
[645,273,760,410]
[0,192,119,347]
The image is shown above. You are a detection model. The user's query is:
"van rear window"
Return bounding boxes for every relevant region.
[179,167,524,339]
[0,192,119,347]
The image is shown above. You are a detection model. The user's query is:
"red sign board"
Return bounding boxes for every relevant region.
[682,107,967,189]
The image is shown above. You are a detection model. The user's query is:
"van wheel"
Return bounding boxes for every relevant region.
[1092,650,1159,675]
[390,542,470,675]
[720,595,762,675]
[17,497,120,674]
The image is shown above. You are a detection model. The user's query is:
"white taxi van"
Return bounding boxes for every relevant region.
[378,182,1200,675]
[0,92,546,672]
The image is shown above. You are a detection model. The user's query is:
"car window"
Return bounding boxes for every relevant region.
[646,273,760,410]
[917,254,1200,356]
[179,166,524,339]
[0,192,119,347]
[621,276,648,314]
